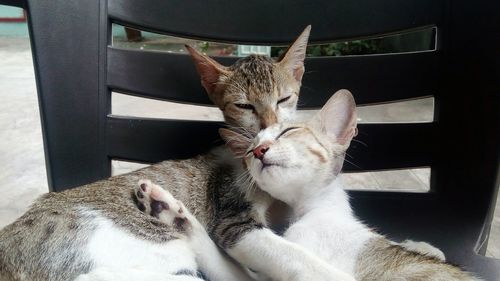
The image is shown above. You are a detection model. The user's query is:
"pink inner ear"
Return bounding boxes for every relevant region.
[337,125,357,145]
[186,46,226,95]
[293,66,305,82]
[200,67,220,94]
[317,90,357,145]
[279,26,310,82]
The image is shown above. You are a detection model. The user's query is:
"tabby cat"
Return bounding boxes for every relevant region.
[0,26,351,281]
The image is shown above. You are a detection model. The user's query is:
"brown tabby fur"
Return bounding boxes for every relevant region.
[356,237,478,280]
[0,26,311,281]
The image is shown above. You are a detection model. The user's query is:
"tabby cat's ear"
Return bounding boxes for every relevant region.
[219,128,251,157]
[278,25,311,82]
[186,45,231,96]
[314,89,358,145]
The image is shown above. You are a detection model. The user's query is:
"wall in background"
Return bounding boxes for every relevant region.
[0,5,27,37]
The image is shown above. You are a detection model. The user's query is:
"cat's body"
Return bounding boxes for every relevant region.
[225,90,480,281]
[0,151,253,281]
[1,26,352,281]
[282,178,477,281]
[0,35,292,280]
[1,25,444,281]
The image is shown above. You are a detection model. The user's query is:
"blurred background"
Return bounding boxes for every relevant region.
[0,4,497,257]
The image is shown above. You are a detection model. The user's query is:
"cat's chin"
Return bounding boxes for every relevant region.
[261,163,280,171]
[251,161,297,184]
[250,164,279,181]
[261,165,295,183]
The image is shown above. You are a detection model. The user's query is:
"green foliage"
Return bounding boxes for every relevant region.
[308,40,382,56]
[271,28,434,57]
[271,39,383,57]
[199,42,210,53]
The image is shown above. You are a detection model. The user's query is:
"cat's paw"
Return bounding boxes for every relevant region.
[136,179,190,231]
[400,239,446,261]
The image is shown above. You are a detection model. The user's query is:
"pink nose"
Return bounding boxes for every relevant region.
[253,144,270,160]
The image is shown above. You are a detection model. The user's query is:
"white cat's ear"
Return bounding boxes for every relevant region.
[219,128,251,157]
[314,89,358,145]
[185,45,231,95]
[278,25,311,82]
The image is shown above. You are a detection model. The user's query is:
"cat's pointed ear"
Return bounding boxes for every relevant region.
[278,25,311,82]
[314,89,358,145]
[185,45,231,96]
[219,128,251,157]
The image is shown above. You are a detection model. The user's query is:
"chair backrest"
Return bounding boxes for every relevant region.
[20,0,449,190]
[22,0,500,205]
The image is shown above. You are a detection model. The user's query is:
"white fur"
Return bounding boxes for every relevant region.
[241,91,451,280]
[184,204,254,281]
[228,228,356,281]
[246,128,449,281]
[84,213,197,276]
[399,240,446,261]
[248,123,441,278]
[251,154,376,278]
[76,209,252,281]
[248,124,340,207]
[283,177,376,275]
[75,268,203,281]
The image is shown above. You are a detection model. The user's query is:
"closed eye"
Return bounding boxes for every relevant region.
[277,96,292,104]
[276,127,301,139]
[234,103,255,112]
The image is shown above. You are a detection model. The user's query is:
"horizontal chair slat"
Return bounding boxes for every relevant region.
[108,0,442,44]
[107,116,223,162]
[107,48,439,107]
[106,116,435,171]
[343,123,435,171]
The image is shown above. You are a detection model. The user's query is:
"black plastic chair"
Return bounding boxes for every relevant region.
[1,0,498,279]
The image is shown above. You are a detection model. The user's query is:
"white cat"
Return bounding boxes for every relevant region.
[220,90,480,281]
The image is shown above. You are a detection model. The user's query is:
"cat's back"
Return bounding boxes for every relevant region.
[0,169,169,281]
[356,237,480,281]
[0,154,218,281]
[0,189,108,281]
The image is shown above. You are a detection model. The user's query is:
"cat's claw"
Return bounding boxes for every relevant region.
[136,179,190,231]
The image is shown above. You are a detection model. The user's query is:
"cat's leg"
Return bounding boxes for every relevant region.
[76,181,200,281]
[399,239,446,261]
[136,181,355,281]
[227,228,356,281]
[136,179,254,281]
[212,203,356,281]
[183,203,255,281]
[75,267,204,281]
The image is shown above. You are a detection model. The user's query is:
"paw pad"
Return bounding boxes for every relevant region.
[135,179,189,231]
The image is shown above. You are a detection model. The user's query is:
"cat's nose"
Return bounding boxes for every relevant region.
[253,143,270,160]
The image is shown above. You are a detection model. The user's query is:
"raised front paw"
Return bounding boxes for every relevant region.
[135,179,190,231]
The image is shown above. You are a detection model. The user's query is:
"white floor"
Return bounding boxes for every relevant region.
[0,37,498,258]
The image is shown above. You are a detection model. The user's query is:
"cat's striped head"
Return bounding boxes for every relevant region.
[187,26,311,134]
[220,90,357,205]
